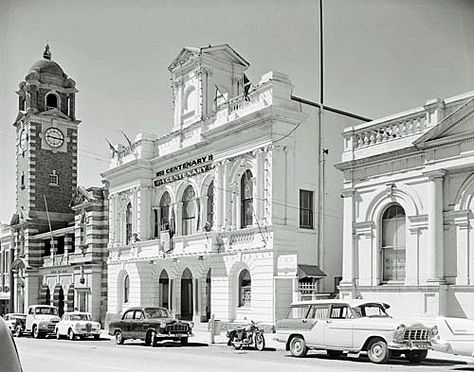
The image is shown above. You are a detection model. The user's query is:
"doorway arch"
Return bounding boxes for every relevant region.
[181,268,193,321]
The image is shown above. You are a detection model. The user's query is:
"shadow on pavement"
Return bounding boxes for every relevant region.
[284,352,466,368]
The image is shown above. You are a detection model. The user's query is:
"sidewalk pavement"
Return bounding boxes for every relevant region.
[101,329,472,365]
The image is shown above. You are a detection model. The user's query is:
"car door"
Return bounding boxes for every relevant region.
[323,305,354,350]
[132,310,146,339]
[305,304,330,347]
[121,310,134,338]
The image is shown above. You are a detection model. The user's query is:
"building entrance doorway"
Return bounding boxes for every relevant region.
[159,270,169,309]
[180,268,193,320]
[205,269,211,321]
[53,285,64,317]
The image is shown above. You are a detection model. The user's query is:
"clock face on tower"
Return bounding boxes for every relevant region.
[19,129,27,150]
[44,127,65,148]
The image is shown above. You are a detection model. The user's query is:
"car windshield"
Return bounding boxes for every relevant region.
[69,314,92,321]
[10,315,25,320]
[35,307,58,315]
[144,308,171,319]
[352,303,390,318]
[286,305,311,319]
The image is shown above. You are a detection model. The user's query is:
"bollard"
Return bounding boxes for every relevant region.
[209,314,215,344]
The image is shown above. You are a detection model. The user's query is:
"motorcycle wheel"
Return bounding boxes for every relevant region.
[233,341,243,350]
[255,333,265,351]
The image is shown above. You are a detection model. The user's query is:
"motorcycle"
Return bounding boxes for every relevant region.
[226,321,265,351]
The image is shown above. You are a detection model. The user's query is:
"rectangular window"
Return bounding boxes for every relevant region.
[299,190,314,229]
[21,173,25,189]
[49,170,59,186]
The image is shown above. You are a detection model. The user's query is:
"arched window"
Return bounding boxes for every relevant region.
[46,93,58,109]
[123,275,130,303]
[126,203,132,244]
[240,170,253,228]
[160,192,171,231]
[238,269,251,307]
[159,270,169,309]
[183,86,196,113]
[182,186,196,235]
[206,180,214,229]
[381,204,406,282]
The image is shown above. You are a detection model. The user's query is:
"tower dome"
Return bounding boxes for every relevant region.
[28,45,67,78]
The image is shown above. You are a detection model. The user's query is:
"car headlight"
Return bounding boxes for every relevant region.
[431,325,438,336]
[395,324,406,335]
[75,324,81,331]
[190,322,194,329]
[160,322,166,328]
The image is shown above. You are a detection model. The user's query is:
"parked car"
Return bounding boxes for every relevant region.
[431,317,474,358]
[275,299,435,364]
[3,313,26,337]
[25,305,61,338]
[0,317,22,372]
[55,312,101,340]
[108,306,193,346]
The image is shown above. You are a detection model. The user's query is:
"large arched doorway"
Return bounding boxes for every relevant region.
[53,284,65,317]
[159,270,169,309]
[181,268,193,320]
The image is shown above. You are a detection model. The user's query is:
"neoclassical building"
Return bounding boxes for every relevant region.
[103,44,368,325]
[337,91,474,318]
[9,46,108,323]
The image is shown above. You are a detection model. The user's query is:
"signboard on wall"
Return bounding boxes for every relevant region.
[154,155,214,186]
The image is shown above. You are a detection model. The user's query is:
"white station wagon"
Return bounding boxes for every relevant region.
[55,312,101,340]
[275,299,435,364]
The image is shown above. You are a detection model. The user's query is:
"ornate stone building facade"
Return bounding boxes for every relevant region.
[104,44,368,325]
[337,91,474,318]
[9,46,108,323]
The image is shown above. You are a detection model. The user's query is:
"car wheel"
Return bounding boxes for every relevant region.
[255,333,265,351]
[367,338,390,364]
[405,350,428,363]
[33,325,41,339]
[327,350,343,358]
[56,328,61,340]
[145,331,155,346]
[289,336,308,358]
[180,337,188,346]
[68,329,76,341]
[115,330,124,345]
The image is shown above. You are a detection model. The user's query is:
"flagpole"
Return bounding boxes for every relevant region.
[317,0,325,291]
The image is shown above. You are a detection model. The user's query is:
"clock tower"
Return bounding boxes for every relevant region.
[11,45,79,308]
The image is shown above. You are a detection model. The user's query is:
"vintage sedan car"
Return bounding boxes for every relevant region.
[431,316,474,358]
[3,313,26,337]
[108,306,193,346]
[55,312,101,340]
[275,299,435,364]
[0,318,22,372]
[25,305,61,338]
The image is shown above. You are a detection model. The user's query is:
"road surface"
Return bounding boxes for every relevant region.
[14,336,473,372]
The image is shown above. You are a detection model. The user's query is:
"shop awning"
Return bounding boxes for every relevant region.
[297,264,326,280]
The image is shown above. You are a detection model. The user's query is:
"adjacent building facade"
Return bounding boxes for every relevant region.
[337,91,474,319]
[103,45,368,325]
[0,224,14,315]
[9,46,108,323]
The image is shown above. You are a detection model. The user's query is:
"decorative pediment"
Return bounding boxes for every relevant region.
[168,47,201,71]
[70,186,93,208]
[168,44,249,72]
[414,97,474,148]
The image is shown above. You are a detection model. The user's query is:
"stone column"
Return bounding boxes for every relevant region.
[256,149,265,222]
[425,170,446,283]
[215,162,225,229]
[64,234,73,259]
[453,210,471,285]
[340,188,355,288]
[175,202,182,236]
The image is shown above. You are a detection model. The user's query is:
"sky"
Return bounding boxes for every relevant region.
[1,0,474,223]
